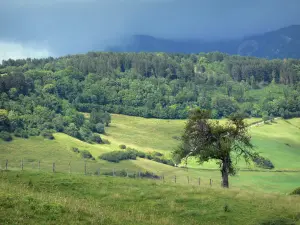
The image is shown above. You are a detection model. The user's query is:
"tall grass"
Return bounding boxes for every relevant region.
[0,170,300,225]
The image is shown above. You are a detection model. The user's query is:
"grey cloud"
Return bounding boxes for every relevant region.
[0,0,300,58]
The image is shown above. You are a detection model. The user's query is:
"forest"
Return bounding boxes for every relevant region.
[1,51,300,142]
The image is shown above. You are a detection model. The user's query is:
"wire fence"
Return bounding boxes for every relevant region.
[0,158,221,187]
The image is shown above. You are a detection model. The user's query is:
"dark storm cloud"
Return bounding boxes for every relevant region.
[0,0,300,59]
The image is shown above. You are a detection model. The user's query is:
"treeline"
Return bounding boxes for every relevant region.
[1,52,300,135]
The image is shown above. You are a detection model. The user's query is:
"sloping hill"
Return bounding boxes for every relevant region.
[103,115,300,170]
[107,25,300,59]
[250,119,300,170]
[1,114,300,193]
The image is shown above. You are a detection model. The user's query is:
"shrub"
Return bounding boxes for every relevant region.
[82,121,95,133]
[126,148,146,158]
[127,149,139,158]
[0,131,13,141]
[153,157,162,163]
[253,156,274,169]
[72,147,80,153]
[79,127,93,142]
[99,152,119,163]
[95,123,105,134]
[290,187,300,195]
[80,150,93,159]
[140,171,160,179]
[161,158,175,166]
[152,151,163,157]
[14,128,29,139]
[262,115,270,124]
[99,148,175,166]
[41,130,55,140]
[135,150,146,158]
[102,170,159,179]
[119,144,126,149]
[99,150,137,163]
[91,134,102,144]
[145,154,153,160]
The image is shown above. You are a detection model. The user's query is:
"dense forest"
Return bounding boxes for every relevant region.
[1,51,300,142]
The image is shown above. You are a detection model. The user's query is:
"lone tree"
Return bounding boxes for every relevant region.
[172,108,257,188]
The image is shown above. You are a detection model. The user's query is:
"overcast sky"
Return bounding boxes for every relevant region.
[1,0,300,60]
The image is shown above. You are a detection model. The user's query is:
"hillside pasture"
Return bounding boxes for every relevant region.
[1,114,300,194]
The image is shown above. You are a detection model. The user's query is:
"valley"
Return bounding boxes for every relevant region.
[1,52,300,224]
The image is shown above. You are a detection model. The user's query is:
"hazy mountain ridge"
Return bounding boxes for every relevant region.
[106,25,300,59]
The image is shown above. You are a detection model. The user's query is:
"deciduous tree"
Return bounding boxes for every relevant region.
[172,108,256,188]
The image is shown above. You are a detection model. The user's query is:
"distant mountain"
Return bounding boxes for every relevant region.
[106,25,300,59]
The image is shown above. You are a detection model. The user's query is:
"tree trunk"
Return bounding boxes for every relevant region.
[221,158,229,188]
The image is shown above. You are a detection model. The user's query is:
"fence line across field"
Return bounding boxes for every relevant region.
[0,159,218,187]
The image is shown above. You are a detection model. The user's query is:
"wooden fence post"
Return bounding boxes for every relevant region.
[21,159,24,171]
[38,160,40,171]
[126,169,128,178]
[187,176,189,184]
[198,177,200,186]
[53,162,55,173]
[84,161,87,175]
[174,175,176,183]
[69,162,71,174]
[210,179,212,187]
[113,168,115,176]
[5,159,8,170]
[97,168,100,176]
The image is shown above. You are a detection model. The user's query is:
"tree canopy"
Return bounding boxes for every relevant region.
[173,108,256,188]
[1,51,300,142]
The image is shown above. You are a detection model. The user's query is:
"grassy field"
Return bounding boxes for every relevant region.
[1,114,300,194]
[104,115,300,170]
[100,114,261,154]
[0,170,300,225]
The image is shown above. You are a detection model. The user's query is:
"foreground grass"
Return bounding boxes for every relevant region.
[1,170,300,225]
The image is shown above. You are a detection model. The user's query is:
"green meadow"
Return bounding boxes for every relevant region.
[1,114,300,224]
[1,114,300,194]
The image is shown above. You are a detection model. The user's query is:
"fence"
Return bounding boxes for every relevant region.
[0,158,220,187]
